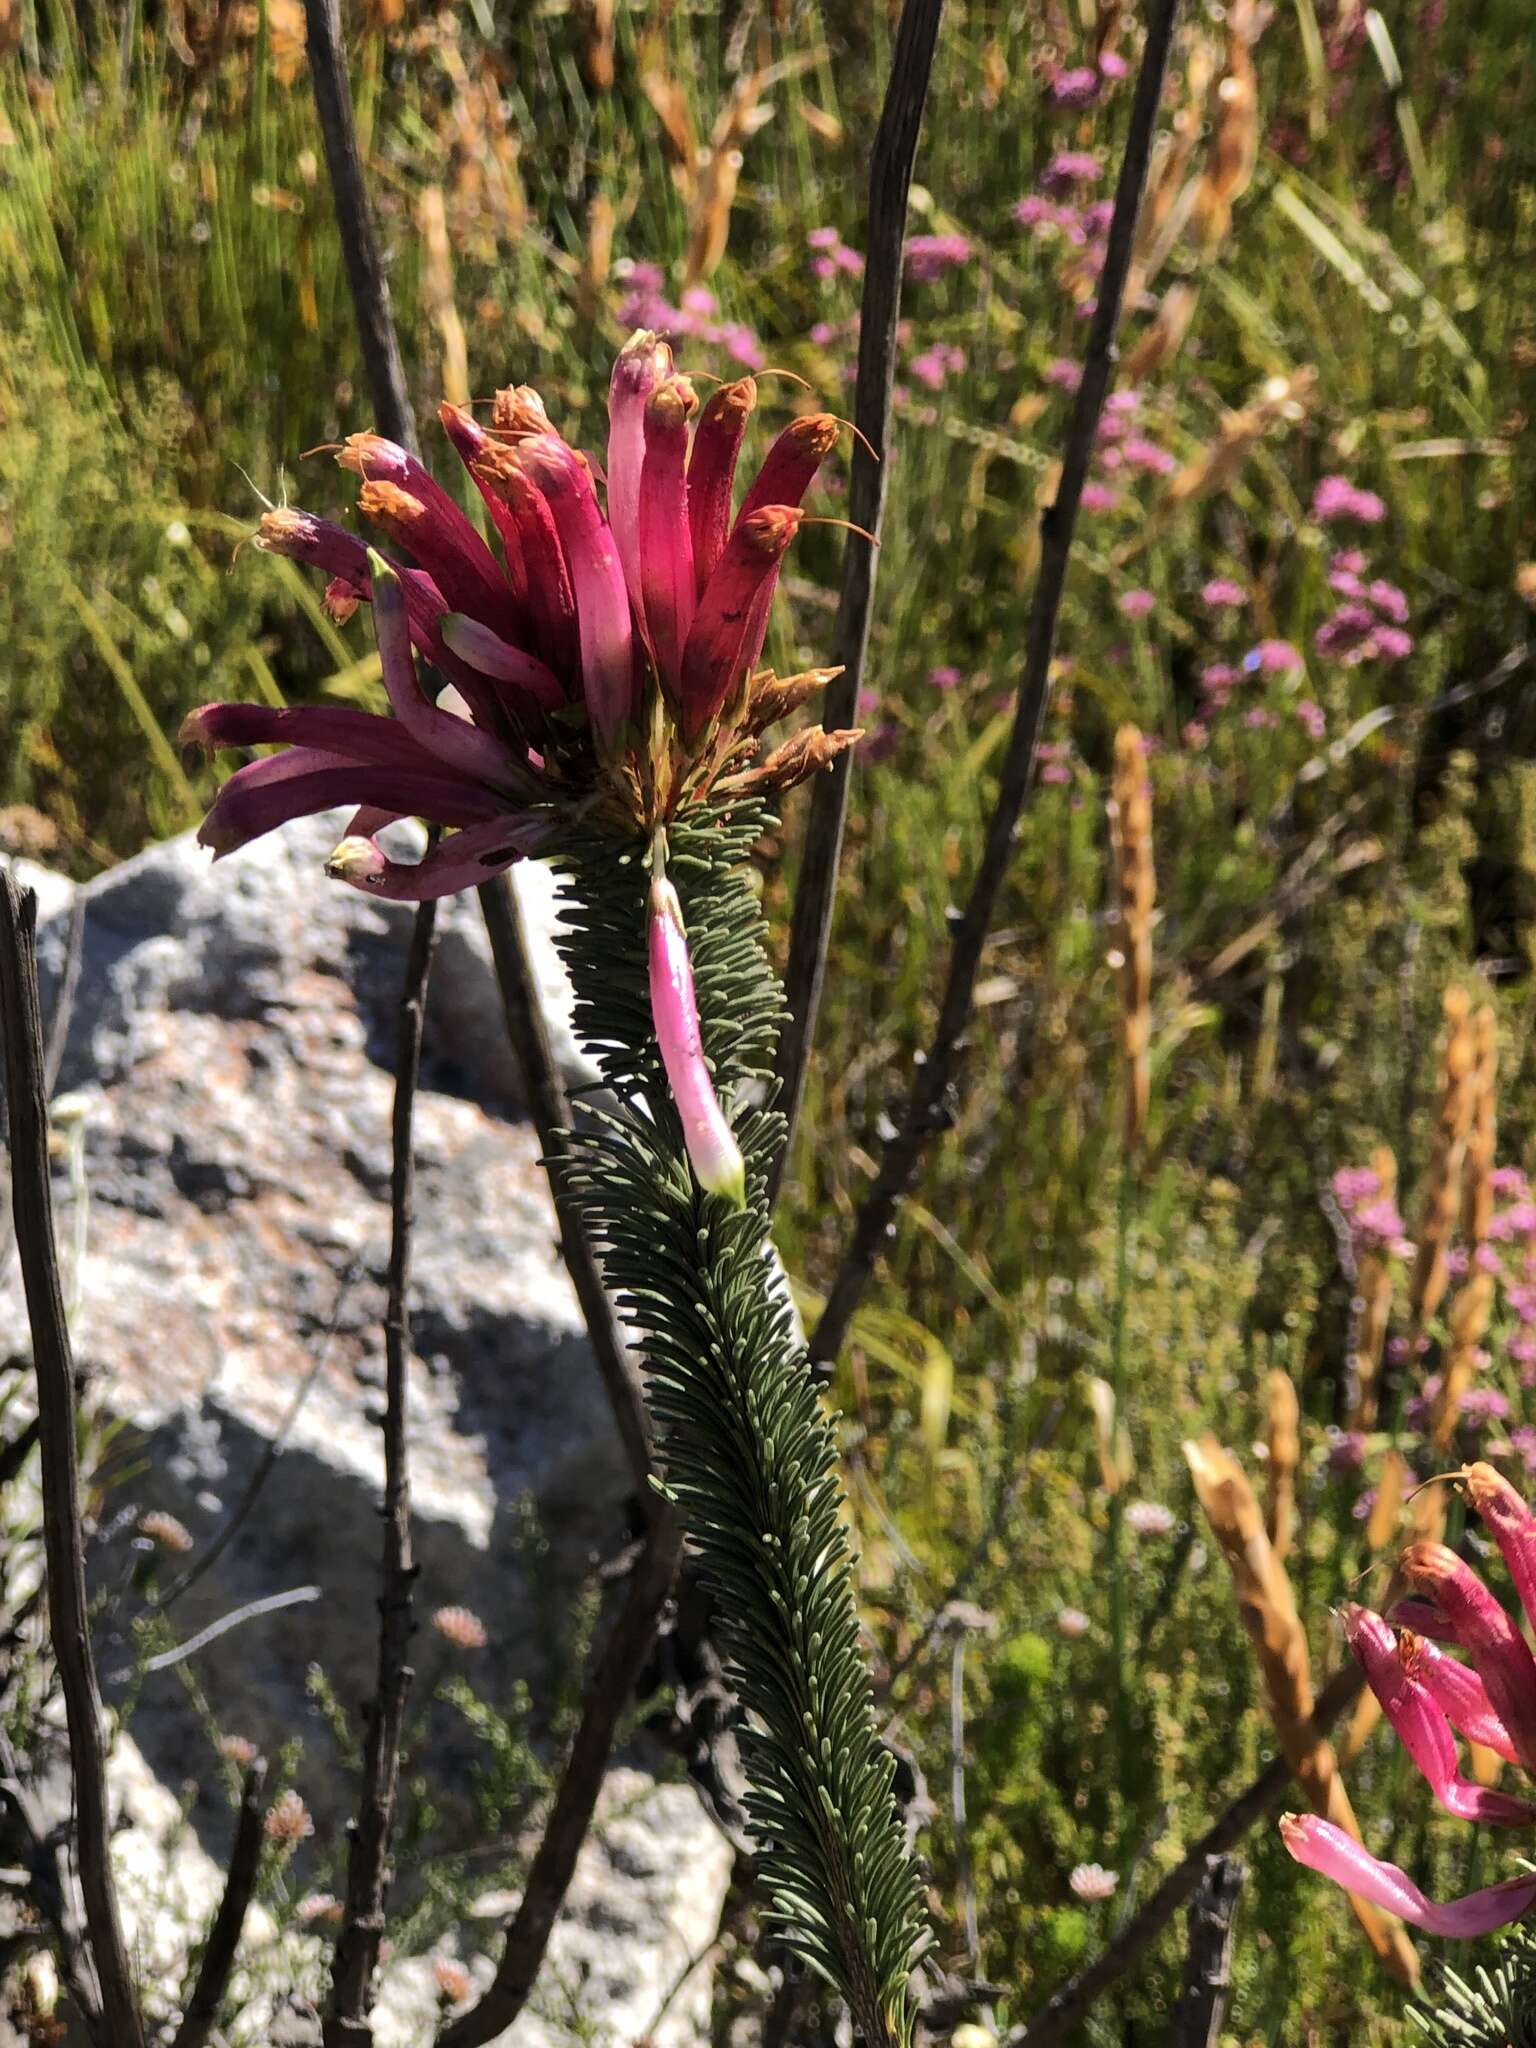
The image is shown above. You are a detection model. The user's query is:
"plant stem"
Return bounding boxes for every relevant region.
[0,877,145,2048]
[1107,1150,1136,1803]
[806,0,1182,1377]
[325,894,436,2044]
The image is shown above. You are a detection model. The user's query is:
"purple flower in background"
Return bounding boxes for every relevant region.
[1098,49,1129,79]
[1200,577,1248,609]
[1119,588,1155,619]
[1315,603,1378,659]
[1014,194,1057,231]
[1296,699,1327,740]
[806,226,840,250]
[1312,474,1387,524]
[1045,356,1083,391]
[1050,65,1101,106]
[1040,149,1103,193]
[904,232,972,282]
[1124,437,1176,476]
[929,666,963,690]
[1037,741,1072,784]
[1080,481,1118,512]
[1244,639,1304,675]
[1374,625,1415,661]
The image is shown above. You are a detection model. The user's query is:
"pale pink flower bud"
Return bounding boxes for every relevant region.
[648,877,746,1208]
[1280,1813,1536,1935]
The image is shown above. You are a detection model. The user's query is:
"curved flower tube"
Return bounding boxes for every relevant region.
[1286,1464,1536,1937]
[647,875,746,1208]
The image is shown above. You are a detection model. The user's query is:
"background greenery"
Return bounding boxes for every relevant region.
[4,0,1536,2038]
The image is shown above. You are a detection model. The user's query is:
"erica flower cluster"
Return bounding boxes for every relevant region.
[188,334,857,897]
[185,334,861,1204]
[1283,1463,1536,1936]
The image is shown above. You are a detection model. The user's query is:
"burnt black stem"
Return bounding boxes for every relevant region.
[771,0,947,1201]
[171,1759,270,2048]
[806,0,1181,1374]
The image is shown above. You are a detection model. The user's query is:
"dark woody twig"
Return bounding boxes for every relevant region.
[325,893,437,2044]
[171,1758,270,2048]
[0,876,145,2048]
[807,0,1181,1374]
[478,875,655,1501]
[301,0,417,456]
[436,1506,682,2048]
[1171,1854,1244,2048]
[1009,1662,1362,2048]
[771,0,947,1198]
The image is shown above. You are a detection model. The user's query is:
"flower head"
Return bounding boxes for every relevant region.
[1283,1464,1536,1935]
[184,338,855,900]
[648,873,747,1207]
[1069,1862,1118,1901]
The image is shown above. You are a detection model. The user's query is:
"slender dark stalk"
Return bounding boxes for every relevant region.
[806,0,1181,1373]
[477,875,654,1499]
[436,1507,681,2048]
[1170,1854,1244,2048]
[772,0,946,1199]
[1106,1154,1136,1797]
[1009,1663,1362,2048]
[325,897,437,2045]
[0,876,145,2048]
[0,1729,102,2033]
[171,1758,270,2048]
[301,0,417,456]
[949,1633,979,1966]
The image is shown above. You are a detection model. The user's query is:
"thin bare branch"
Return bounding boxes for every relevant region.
[806,0,1182,1374]
[301,0,417,455]
[0,876,145,2048]
[325,895,437,2045]
[171,1758,270,2048]
[478,875,654,1501]
[771,0,947,1197]
[436,1507,681,2048]
[1009,1663,1361,2048]
[1171,1854,1244,2048]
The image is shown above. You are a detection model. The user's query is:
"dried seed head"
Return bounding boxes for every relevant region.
[432,1605,489,1650]
[264,1789,315,1843]
[138,1510,194,1554]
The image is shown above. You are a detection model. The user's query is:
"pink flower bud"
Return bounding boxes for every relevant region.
[647,877,746,1207]
[639,375,699,692]
[607,331,672,617]
[687,378,757,595]
[680,507,803,738]
[1401,1540,1536,1768]
[515,434,636,744]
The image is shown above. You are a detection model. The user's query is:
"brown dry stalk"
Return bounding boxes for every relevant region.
[416,187,469,410]
[1428,1004,1499,1445]
[1347,1144,1398,1430]
[1184,1436,1418,1985]
[1263,1370,1300,1563]
[1108,725,1155,1158]
[1190,16,1259,247]
[1407,986,1479,1331]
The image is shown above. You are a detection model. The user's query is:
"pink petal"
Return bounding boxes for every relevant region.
[1280,1813,1536,1936]
[687,377,757,597]
[368,553,532,790]
[324,815,557,901]
[198,757,500,857]
[1466,1461,1536,1629]
[338,432,510,601]
[607,331,671,617]
[437,614,565,711]
[1388,1598,1460,1644]
[1402,1541,1536,1769]
[1343,1607,1536,1823]
[639,375,699,693]
[734,412,839,529]
[679,507,802,738]
[1410,1635,1521,1762]
[183,701,438,773]
[647,876,745,1207]
[515,434,636,745]
[468,454,581,683]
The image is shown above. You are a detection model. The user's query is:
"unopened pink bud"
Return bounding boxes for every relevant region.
[647,877,746,1207]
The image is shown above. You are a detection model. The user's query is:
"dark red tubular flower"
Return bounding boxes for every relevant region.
[186,333,852,899]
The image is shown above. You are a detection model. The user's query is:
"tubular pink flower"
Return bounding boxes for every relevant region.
[368,552,534,789]
[734,413,840,530]
[324,815,556,901]
[1401,1540,1536,1768]
[356,479,522,643]
[607,331,671,618]
[438,402,530,613]
[468,451,581,683]
[1342,1606,1536,1824]
[439,614,564,711]
[647,876,746,1207]
[514,433,636,744]
[1280,1814,1536,1936]
[197,755,502,858]
[639,375,699,692]
[337,433,508,599]
[1410,1633,1520,1763]
[1465,1461,1536,1627]
[680,507,803,739]
[688,377,757,596]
